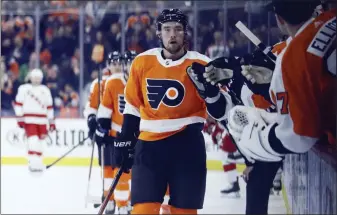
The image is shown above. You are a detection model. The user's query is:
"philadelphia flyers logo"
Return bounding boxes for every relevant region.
[118,94,125,114]
[146,79,185,109]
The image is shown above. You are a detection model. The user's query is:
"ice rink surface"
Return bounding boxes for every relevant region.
[1,165,286,214]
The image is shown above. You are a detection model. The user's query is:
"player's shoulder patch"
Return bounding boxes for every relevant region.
[186,51,211,64]
[307,16,336,57]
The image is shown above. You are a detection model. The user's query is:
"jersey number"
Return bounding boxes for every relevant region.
[276,92,289,114]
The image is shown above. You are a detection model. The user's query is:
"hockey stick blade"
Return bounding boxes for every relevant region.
[235,21,276,62]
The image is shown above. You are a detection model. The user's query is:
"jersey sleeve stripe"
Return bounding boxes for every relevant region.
[123,101,140,117]
[97,104,113,119]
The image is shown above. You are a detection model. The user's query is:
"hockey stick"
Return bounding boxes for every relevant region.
[46,136,89,169]
[91,145,106,209]
[235,21,277,62]
[85,138,96,208]
[98,167,124,215]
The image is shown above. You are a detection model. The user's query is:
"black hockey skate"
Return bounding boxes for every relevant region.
[221,177,240,198]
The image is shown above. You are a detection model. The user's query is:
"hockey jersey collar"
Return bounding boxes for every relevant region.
[156,48,189,67]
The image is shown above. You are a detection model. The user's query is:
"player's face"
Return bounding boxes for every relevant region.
[109,61,123,73]
[31,77,42,85]
[160,22,185,54]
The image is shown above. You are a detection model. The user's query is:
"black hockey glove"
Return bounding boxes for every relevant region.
[186,62,220,99]
[241,48,276,103]
[95,125,110,147]
[87,114,97,140]
[114,131,138,173]
[203,56,242,86]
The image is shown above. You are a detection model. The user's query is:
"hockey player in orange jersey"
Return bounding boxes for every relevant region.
[96,50,137,214]
[84,51,122,214]
[112,9,231,215]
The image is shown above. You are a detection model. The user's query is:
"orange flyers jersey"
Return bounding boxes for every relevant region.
[97,73,127,137]
[269,9,336,153]
[124,48,211,141]
[83,77,108,119]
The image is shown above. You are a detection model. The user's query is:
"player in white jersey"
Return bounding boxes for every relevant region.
[14,68,55,172]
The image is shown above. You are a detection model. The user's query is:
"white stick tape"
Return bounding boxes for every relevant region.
[235,21,262,46]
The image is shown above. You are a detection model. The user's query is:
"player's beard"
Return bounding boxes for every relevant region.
[164,41,184,55]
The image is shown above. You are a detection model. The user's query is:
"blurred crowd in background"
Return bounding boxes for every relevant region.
[1,0,284,117]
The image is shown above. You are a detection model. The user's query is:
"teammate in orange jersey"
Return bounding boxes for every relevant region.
[83,51,121,214]
[96,50,137,214]
[113,8,231,215]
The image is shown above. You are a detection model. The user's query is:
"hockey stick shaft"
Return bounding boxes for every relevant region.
[46,136,89,169]
[98,167,124,215]
[85,138,96,208]
[235,21,276,62]
[101,145,105,198]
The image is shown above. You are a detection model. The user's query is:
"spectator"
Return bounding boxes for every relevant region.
[145,28,158,49]
[11,35,29,65]
[45,64,60,99]
[1,20,15,58]
[90,31,111,69]
[205,31,230,60]
[106,23,121,51]
[128,33,144,53]
[41,28,55,56]
[1,72,14,113]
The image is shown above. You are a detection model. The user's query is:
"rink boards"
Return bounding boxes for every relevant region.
[0,118,245,171]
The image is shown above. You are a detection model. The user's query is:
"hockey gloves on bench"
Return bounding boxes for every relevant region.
[241,48,275,102]
[114,131,137,173]
[202,56,242,86]
[186,62,220,100]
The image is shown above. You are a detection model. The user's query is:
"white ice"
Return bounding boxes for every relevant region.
[1,166,286,214]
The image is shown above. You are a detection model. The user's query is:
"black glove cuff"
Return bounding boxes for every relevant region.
[121,114,140,138]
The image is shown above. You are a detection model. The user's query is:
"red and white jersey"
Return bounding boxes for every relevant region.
[124,48,212,141]
[96,73,127,137]
[269,9,336,153]
[14,83,54,124]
